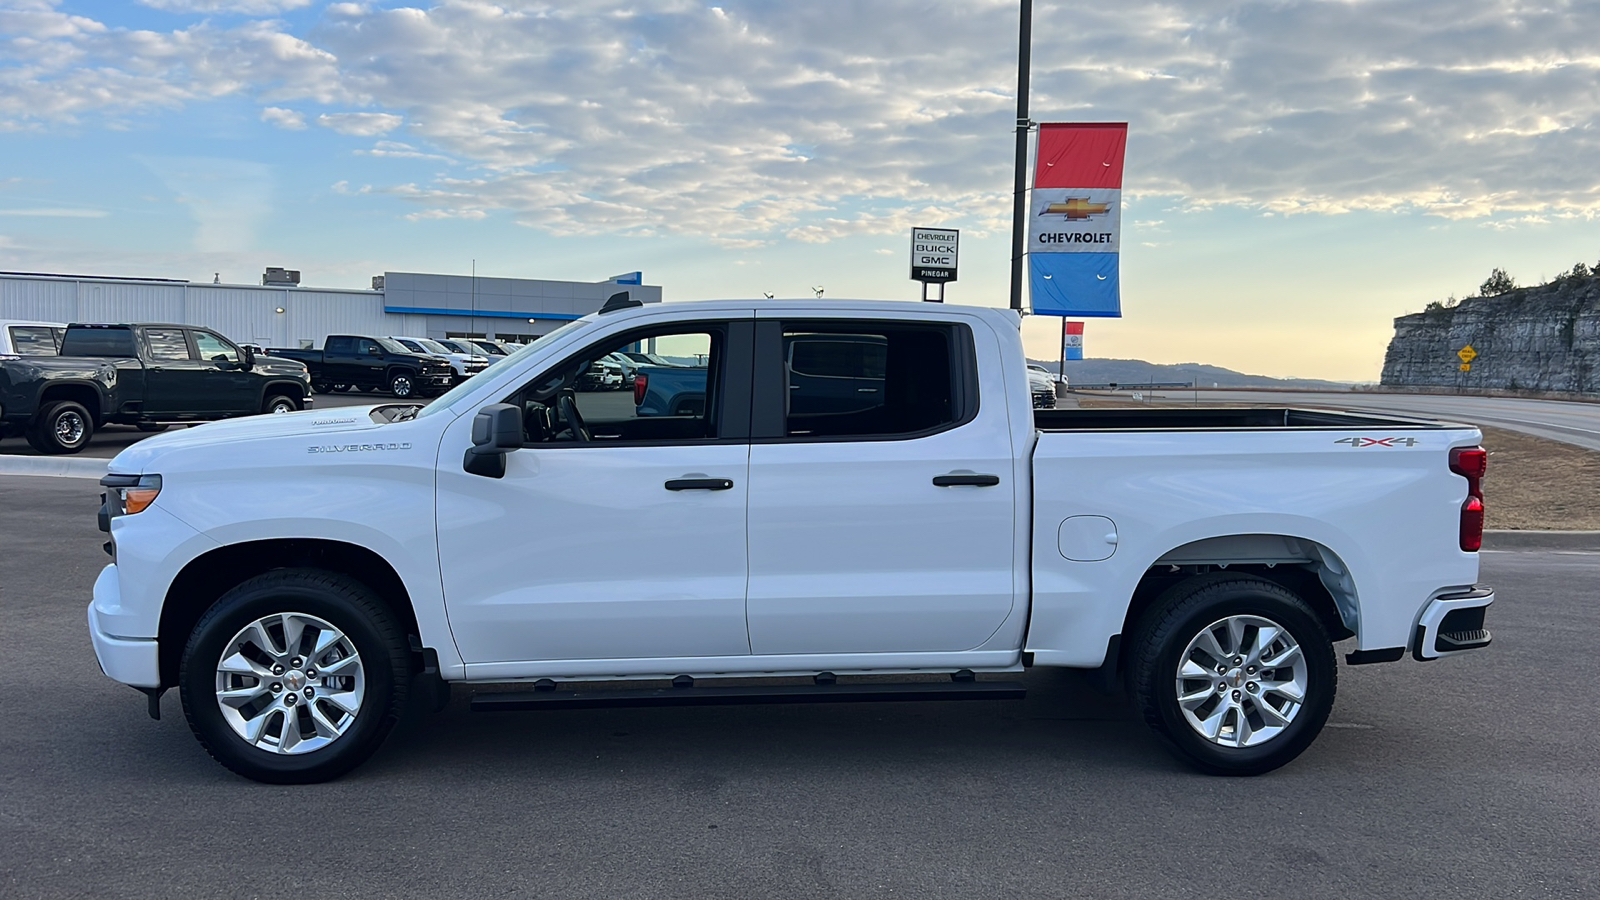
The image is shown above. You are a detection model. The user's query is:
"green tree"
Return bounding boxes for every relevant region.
[1573,261,1591,279]
[1480,268,1517,296]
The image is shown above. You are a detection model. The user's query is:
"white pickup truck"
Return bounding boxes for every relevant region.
[88,297,1494,783]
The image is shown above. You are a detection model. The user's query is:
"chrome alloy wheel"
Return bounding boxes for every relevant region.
[269,399,295,414]
[214,612,365,755]
[55,410,86,445]
[1175,614,1306,748]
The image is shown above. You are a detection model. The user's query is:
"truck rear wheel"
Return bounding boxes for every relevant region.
[1129,574,1335,776]
[178,569,412,784]
[26,400,95,455]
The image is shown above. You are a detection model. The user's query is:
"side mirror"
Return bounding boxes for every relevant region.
[463,403,523,478]
[242,346,256,371]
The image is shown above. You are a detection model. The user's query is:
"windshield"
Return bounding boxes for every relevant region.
[471,339,507,356]
[416,338,454,355]
[436,339,469,354]
[415,319,591,418]
[376,338,413,355]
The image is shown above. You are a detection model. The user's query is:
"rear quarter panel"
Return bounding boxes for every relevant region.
[1028,425,1484,665]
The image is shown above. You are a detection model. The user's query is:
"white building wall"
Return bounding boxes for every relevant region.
[1,271,661,348]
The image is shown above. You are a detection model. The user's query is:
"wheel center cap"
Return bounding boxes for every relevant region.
[284,671,306,692]
[1227,669,1244,688]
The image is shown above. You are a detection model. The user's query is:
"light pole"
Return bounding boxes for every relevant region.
[1008,0,1034,311]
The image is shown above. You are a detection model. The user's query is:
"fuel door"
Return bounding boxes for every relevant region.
[1058,515,1118,562]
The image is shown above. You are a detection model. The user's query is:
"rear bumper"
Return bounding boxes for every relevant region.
[1413,585,1494,661]
[88,572,160,688]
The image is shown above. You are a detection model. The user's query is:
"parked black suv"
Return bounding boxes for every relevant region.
[0,323,313,454]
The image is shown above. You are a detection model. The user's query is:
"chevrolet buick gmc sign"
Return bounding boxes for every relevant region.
[910,227,959,283]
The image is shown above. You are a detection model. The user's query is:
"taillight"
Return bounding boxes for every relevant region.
[633,373,648,405]
[1450,446,1486,552]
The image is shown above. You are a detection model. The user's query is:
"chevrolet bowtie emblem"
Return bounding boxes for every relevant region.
[1041,198,1110,219]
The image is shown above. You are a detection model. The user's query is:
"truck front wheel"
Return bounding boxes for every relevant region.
[1129,574,1335,776]
[263,394,299,414]
[178,569,412,784]
[388,372,415,398]
[26,400,95,454]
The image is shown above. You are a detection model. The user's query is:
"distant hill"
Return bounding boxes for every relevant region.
[1028,357,1355,390]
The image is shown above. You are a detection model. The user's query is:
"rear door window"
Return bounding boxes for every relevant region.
[144,328,193,361]
[7,326,61,356]
[755,321,974,440]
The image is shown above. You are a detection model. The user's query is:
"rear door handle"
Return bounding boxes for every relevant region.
[665,478,734,491]
[933,474,1000,487]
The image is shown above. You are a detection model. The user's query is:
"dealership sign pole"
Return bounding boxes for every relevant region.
[1028,122,1127,317]
[910,227,959,302]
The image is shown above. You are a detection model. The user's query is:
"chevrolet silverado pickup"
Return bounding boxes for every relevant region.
[268,335,454,398]
[87,298,1494,783]
[2,323,311,453]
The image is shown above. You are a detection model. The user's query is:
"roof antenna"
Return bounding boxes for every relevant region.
[762,291,775,299]
[811,285,824,298]
[213,273,220,284]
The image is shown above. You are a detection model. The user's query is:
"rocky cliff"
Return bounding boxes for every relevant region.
[1381,275,1600,395]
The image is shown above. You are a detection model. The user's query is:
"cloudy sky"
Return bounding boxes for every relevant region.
[3,0,1598,380]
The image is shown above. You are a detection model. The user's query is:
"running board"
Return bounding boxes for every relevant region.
[470,679,1027,712]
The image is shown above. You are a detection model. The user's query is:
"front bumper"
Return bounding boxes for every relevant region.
[88,568,160,688]
[1413,585,1494,661]
[1032,391,1055,409]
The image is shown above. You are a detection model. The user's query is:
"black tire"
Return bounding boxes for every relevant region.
[136,423,169,433]
[1129,573,1336,776]
[178,569,412,784]
[311,382,330,395]
[330,384,351,393]
[26,400,94,455]
[388,372,415,398]
[263,394,299,414]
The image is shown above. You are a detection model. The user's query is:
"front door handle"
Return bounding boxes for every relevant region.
[665,478,734,491]
[932,474,1000,487]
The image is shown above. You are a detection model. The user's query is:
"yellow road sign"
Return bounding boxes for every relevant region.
[1460,363,1472,372]
[1457,345,1477,363]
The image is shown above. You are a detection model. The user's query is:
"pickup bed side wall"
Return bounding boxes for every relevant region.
[1026,427,1484,665]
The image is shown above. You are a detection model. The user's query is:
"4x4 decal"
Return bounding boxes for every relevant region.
[1334,437,1420,448]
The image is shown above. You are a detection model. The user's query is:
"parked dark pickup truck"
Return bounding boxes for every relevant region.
[0,323,313,454]
[268,335,455,399]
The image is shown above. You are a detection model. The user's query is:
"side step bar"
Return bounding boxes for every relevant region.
[471,679,1026,712]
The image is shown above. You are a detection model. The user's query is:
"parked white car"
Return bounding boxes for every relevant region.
[0,319,67,356]
[388,336,491,383]
[89,299,1493,783]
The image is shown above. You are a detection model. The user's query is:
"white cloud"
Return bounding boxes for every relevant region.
[0,208,108,217]
[139,0,313,14]
[140,156,273,252]
[4,1,1600,241]
[317,112,403,136]
[259,106,304,129]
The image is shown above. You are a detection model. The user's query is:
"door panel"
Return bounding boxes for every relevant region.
[745,318,1018,655]
[438,444,752,663]
[436,315,756,667]
[140,327,202,416]
[190,330,256,413]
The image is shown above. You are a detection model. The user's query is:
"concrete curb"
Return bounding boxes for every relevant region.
[1485,530,1600,551]
[0,454,110,480]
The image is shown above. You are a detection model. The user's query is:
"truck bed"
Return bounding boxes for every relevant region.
[1034,406,1451,431]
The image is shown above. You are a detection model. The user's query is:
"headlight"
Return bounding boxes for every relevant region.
[100,473,163,521]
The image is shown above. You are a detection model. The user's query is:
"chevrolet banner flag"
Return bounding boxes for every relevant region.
[1064,321,1084,360]
[1028,122,1127,317]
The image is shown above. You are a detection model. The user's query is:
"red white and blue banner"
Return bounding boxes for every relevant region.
[1063,321,1084,360]
[1028,122,1127,317]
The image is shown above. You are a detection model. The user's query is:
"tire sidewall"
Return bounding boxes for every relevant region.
[1141,580,1336,775]
[264,394,298,414]
[34,401,92,454]
[389,373,413,397]
[179,576,406,783]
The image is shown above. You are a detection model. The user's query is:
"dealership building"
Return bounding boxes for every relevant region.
[0,268,662,349]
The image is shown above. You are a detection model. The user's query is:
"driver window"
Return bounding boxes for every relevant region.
[192,331,239,364]
[506,326,721,445]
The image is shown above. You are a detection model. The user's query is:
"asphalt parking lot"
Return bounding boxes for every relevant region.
[2,474,1596,898]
